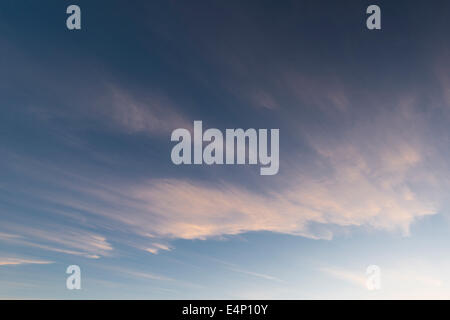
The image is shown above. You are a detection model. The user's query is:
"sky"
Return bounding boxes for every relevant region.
[1,0,450,299]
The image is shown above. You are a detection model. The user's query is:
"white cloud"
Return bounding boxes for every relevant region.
[0,225,113,259]
[0,258,54,267]
[145,243,172,255]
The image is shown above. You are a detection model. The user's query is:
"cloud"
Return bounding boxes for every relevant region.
[97,85,191,136]
[433,53,450,109]
[121,269,173,281]
[320,267,367,288]
[210,258,284,282]
[145,243,172,255]
[0,232,21,240]
[128,168,433,241]
[0,225,113,259]
[283,72,350,112]
[320,262,448,298]
[247,89,279,110]
[0,258,54,267]
[111,96,440,241]
[226,267,284,283]
[0,87,445,250]
[103,265,174,282]
[1,99,440,247]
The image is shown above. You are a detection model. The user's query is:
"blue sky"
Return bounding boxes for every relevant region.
[1,0,450,299]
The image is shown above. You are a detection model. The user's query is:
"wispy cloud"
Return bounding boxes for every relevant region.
[0,258,54,267]
[0,225,113,259]
[227,267,284,283]
[121,269,174,281]
[320,267,367,288]
[212,259,284,283]
[96,85,191,136]
[145,243,172,255]
[105,266,174,282]
[0,232,22,240]
[0,100,441,248]
[284,72,350,112]
[0,49,446,256]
